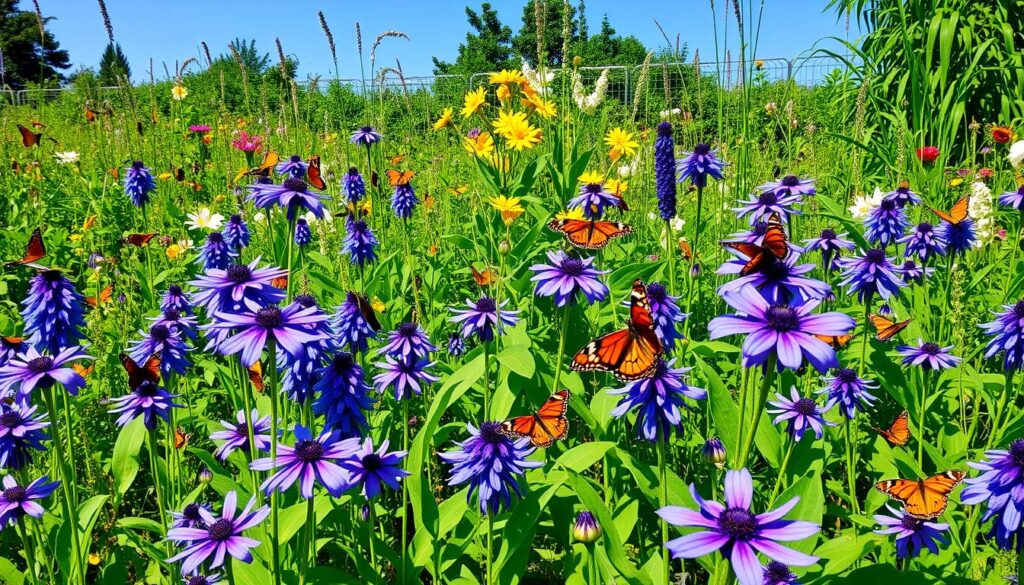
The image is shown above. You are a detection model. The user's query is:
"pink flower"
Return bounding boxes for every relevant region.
[915,146,939,164]
[232,131,264,153]
[189,124,211,133]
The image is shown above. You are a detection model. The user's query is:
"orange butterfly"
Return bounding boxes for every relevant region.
[814,333,854,350]
[306,155,327,190]
[875,470,966,519]
[85,285,113,308]
[1,336,25,346]
[247,361,266,393]
[929,195,970,225]
[386,169,415,187]
[388,154,406,166]
[679,240,699,262]
[235,151,280,183]
[5,228,47,269]
[119,353,161,389]
[572,279,663,381]
[85,105,97,123]
[548,218,633,250]
[721,214,789,276]
[471,265,498,287]
[272,275,289,290]
[17,124,42,147]
[873,410,911,446]
[72,363,95,378]
[870,314,911,342]
[108,167,120,181]
[500,390,570,448]
[174,426,193,450]
[122,233,157,247]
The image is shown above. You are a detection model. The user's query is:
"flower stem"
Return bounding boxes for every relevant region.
[483,341,492,420]
[737,355,777,469]
[485,513,494,584]
[146,429,169,561]
[552,309,570,393]
[367,503,380,575]
[17,515,39,585]
[657,439,670,585]
[43,386,83,585]
[286,215,296,302]
[267,337,282,585]
[401,399,411,585]
[588,543,598,585]
[769,439,796,506]
[300,495,315,585]
[845,419,860,514]
[665,219,676,295]
[918,369,928,468]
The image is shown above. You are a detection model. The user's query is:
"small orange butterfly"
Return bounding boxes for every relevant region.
[929,195,969,225]
[85,284,114,308]
[174,426,193,450]
[870,314,912,342]
[306,155,327,190]
[471,265,499,287]
[548,218,632,250]
[72,363,95,378]
[5,228,47,269]
[385,169,415,187]
[247,361,266,393]
[271,275,288,290]
[875,471,965,519]
[873,410,911,446]
[814,333,855,350]
[501,390,570,448]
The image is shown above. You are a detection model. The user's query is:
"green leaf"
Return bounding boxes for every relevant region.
[568,471,651,585]
[0,556,25,585]
[556,441,615,473]
[496,344,535,379]
[110,416,146,511]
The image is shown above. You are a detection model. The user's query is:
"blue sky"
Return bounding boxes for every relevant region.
[40,0,858,81]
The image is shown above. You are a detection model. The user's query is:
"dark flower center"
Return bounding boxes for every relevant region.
[693,143,711,156]
[226,264,253,284]
[332,352,355,373]
[398,322,419,337]
[297,218,308,227]
[921,343,941,355]
[475,297,497,314]
[3,486,26,503]
[917,223,933,234]
[752,222,768,236]
[657,121,673,137]
[187,577,210,585]
[348,166,359,176]
[294,294,317,308]
[136,381,159,397]
[762,258,790,281]
[479,421,505,444]
[764,561,794,582]
[207,232,225,244]
[896,186,910,195]
[26,356,54,373]
[132,160,144,170]
[584,183,603,194]
[295,440,325,463]
[283,177,307,192]
[230,214,243,224]
[865,249,886,264]
[150,324,171,341]
[168,285,183,295]
[820,228,837,240]
[837,369,858,384]
[163,308,182,321]
[1009,439,1024,466]
[758,191,778,206]
[764,305,799,332]
[900,514,921,531]
[1014,301,1024,319]
[352,220,369,233]
[289,155,302,163]
[361,453,383,472]
[794,398,817,416]
[902,261,918,271]
[0,410,23,427]
[255,306,283,329]
[1017,185,1024,196]
[183,503,202,522]
[41,270,62,283]
[561,257,585,276]
[360,126,374,133]
[207,518,234,541]
[717,507,757,540]
[647,282,667,302]
[781,175,799,187]
[880,199,897,211]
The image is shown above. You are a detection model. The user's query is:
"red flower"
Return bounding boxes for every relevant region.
[992,125,1014,144]
[916,146,939,164]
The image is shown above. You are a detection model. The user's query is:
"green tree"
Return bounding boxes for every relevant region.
[433,3,514,76]
[0,0,70,89]
[98,42,130,85]
[512,0,577,67]
[577,15,651,66]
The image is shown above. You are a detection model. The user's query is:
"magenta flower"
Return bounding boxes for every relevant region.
[231,131,263,153]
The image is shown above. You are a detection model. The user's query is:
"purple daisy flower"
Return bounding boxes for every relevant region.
[161,284,195,316]
[646,282,688,352]
[250,425,359,498]
[379,323,436,362]
[767,387,835,441]
[447,334,466,357]
[883,184,921,208]
[209,409,272,461]
[350,126,382,147]
[166,490,270,575]
[221,214,251,251]
[757,175,816,198]
[0,345,92,405]
[124,160,156,207]
[608,358,707,442]
[439,421,543,515]
[171,502,212,531]
[734,190,803,226]
[391,183,419,219]
[331,292,378,353]
[803,228,855,271]
[818,368,877,419]
[961,439,1024,549]
[343,167,366,203]
[197,232,235,271]
[529,250,609,307]
[657,468,819,585]
[707,286,855,372]
[718,251,832,305]
[293,218,312,247]
[873,505,949,558]
[247,177,330,221]
[338,438,409,499]
[108,380,182,430]
[0,402,49,469]
[836,248,907,303]
[275,154,308,178]
[864,199,911,246]
[895,260,933,285]
[980,300,1024,371]
[206,304,329,367]
[342,217,379,267]
[677,143,726,188]
[372,355,439,401]
[938,219,977,256]
[568,182,619,220]
[1000,185,1024,211]
[449,297,520,343]
[152,307,199,342]
[896,339,961,370]
[21,270,87,354]
[0,475,59,527]
[189,259,286,315]
[728,221,771,244]
[898,222,946,262]
[762,561,801,585]
[278,296,335,404]
[182,574,222,585]
[314,352,374,438]
[127,323,192,379]
[0,337,27,369]
[655,122,678,219]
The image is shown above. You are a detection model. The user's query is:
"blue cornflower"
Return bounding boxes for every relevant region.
[718,250,832,305]
[314,352,374,438]
[734,190,803,226]
[151,307,199,341]
[655,122,678,219]
[803,228,855,271]
[818,368,877,419]
[391,183,419,219]
[962,439,1024,549]
[161,284,195,316]
[646,282,687,352]
[883,184,921,208]
[109,380,182,430]
[938,219,976,256]
[896,260,933,285]
[350,126,382,147]
[568,182,619,220]
[294,218,312,247]
[980,300,1024,371]
[127,323,192,380]
[864,199,910,246]
[275,154,308,178]
[897,339,961,370]
[372,355,439,401]
[197,232,235,271]
[447,334,465,357]
[836,248,907,303]
[331,292,378,354]
[450,297,519,343]
[247,177,329,221]
[874,505,949,559]
[189,259,286,315]
[999,185,1024,211]
[167,491,270,575]
[0,345,92,405]
[124,160,156,207]
[0,475,60,527]
[767,387,835,441]
[221,214,251,251]
[209,409,272,461]
[21,270,87,354]
[379,323,436,363]
[343,217,378,267]
[0,402,49,470]
[757,175,816,198]
[0,337,27,369]
[337,438,409,500]
[250,425,359,498]
[677,143,726,188]
[609,359,706,442]
[343,167,365,203]
[205,304,328,367]
[529,250,609,307]
[899,222,947,262]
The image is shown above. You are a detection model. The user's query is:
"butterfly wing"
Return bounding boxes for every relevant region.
[6,228,46,267]
[120,353,161,389]
[873,410,910,446]
[471,265,497,286]
[721,241,771,276]
[306,156,327,190]
[948,196,970,224]
[355,293,381,332]
[85,284,114,308]
[247,361,266,392]
[871,314,912,342]
[500,390,570,447]
[679,240,693,261]
[572,328,632,373]
[17,124,41,147]
[814,334,853,350]
[72,363,95,378]
[876,471,965,519]
[573,282,662,380]
[122,233,157,247]
[761,221,790,259]
[174,426,192,450]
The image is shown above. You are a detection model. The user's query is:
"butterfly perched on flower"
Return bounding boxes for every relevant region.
[119,353,161,389]
[571,279,663,380]
[121,233,158,247]
[386,169,416,187]
[234,150,280,184]
[306,155,327,190]
[85,285,114,308]
[500,390,570,448]
[871,314,911,342]
[353,292,381,332]
[875,470,965,519]
[873,410,910,446]
[548,218,632,250]
[720,213,790,276]
[929,195,970,225]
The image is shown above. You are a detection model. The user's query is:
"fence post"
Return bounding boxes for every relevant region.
[787,59,794,82]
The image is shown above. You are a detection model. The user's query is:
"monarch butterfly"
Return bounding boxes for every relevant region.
[873,410,911,446]
[306,155,327,190]
[500,390,570,448]
[119,353,161,390]
[17,124,43,147]
[721,214,789,276]
[386,169,415,187]
[870,314,912,342]
[121,233,157,247]
[5,228,47,269]
[929,195,970,225]
[679,240,698,262]
[875,470,966,519]
[814,333,854,350]
[247,361,266,393]
[85,285,114,308]
[471,265,498,286]
[174,426,193,450]
[571,279,663,381]
[234,151,280,183]
[70,363,95,378]
[548,218,633,250]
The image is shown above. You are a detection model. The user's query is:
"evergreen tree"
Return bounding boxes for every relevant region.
[0,0,70,89]
[98,42,130,85]
[433,3,514,76]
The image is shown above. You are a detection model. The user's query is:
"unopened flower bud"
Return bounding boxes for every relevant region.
[572,511,601,544]
[703,437,727,468]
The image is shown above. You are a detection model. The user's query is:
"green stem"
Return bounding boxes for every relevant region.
[286,216,296,302]
[485,513,494,584]
[300,495,315,585]
[845,419,860,514]
[918,369,928,469]
[43,386,83,585]
[17,515,38,585]
[267,338,282,585]
[483,341,492,420]
[367,503,380,576]
[147,429,170,579]
[588,543,598,585]
[401,399,411,585]
[665,219,676,295]
[657,440,670,585]
[737,355,778,469]
[768,439,796,506]
[552,309,570,393]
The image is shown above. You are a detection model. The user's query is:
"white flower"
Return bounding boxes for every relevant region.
[185,207,225,231]
[659,108,682,119]
[670,217,685,232]
[849,187,885,220]
[54,151,79,164]
[177,239,194,251]
[1009,140,1024,169]
[571,69,609,113]
[969,181,995,247]
[303,210,333,225]
[253,212,267,223]
[618,155,640,178]
[521,60,554,96]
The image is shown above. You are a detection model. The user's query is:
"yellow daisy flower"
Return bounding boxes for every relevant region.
[606,178,628,195]
[492,110,528,138]
[488,195,525,225]
[502,117,542,151]
[171,84,189,101]
[433,107,453,131]
[524,95,557,119]
[579,171,605,185]
[489,70,525,85]
[463,131,495,158]
[555,207,586,220]
[461,87,487,119]
[496,84,511,103]
[604,128,639,159]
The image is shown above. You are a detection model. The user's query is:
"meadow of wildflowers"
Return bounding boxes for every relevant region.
[1,1,1024,584]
